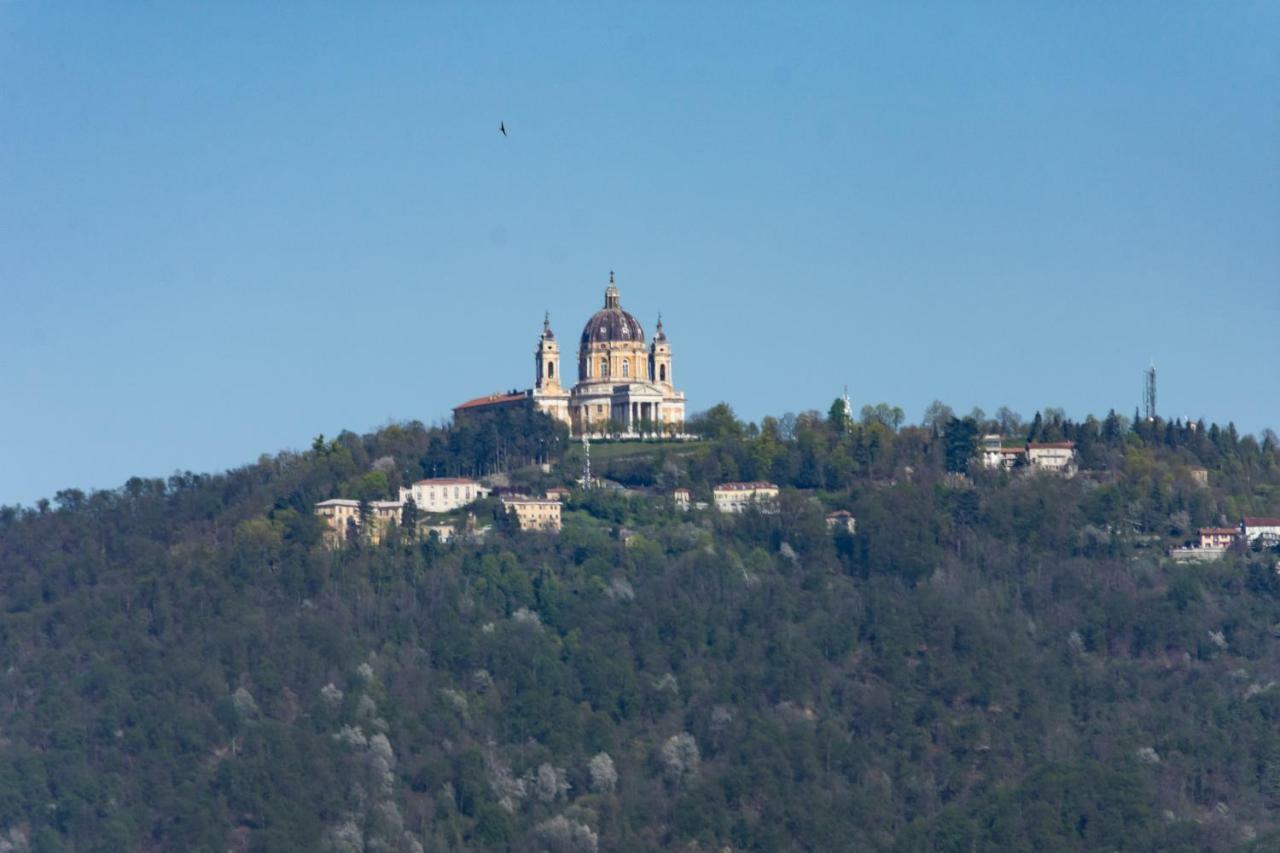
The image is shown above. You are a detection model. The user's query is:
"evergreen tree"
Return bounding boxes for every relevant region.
[402,498,418,541]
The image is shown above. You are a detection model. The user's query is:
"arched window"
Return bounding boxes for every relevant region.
[660,364,667,382]
[600,358,608,377]
[548,362,554,378]
[621,360,629,378]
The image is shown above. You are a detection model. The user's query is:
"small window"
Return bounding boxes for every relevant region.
[660,364,667,382]
[600,358,608,377]
[621,361,629,378]
[548,362,554,378]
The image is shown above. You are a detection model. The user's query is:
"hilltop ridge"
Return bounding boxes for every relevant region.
[1,401,1279,851]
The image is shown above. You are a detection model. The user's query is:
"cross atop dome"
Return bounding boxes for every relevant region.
[604,271,620,309]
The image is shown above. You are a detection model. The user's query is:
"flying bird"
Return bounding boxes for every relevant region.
[499,121,507,137]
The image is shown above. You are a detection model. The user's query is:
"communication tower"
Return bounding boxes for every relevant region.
[582,432,591,490]
[1144,362,1157,423]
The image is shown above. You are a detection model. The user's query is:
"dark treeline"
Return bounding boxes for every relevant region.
[0,402,1278,850]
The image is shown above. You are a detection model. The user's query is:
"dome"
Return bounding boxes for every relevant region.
[580,278,645,346]
[581,308,644,345]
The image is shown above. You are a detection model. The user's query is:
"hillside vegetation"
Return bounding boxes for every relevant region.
[1,402,1279,851]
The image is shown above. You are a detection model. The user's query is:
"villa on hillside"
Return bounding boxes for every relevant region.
[826,510,857,534]
[1027,442,1078,475]
[501,496,563,532]
[713,482,780,514]
[1200,527,1239,550]
[1243,517,1280,547]
[980,435,1025,471]
[1171,517,1280,562]
[980,435,1077,476]
[315,498,404,547]
[397,478,489,513]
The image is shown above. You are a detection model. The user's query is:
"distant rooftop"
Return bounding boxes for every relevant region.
[453,392,528,412]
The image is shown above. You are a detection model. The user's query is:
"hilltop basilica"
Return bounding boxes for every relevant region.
[454,273,686,437]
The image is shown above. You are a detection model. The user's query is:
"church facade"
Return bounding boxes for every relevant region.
[455,274,686,437]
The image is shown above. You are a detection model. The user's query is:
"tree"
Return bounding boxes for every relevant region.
[828,398,851,433]
[861,403,904,431]
[357,499,372,546]
[689,403,744,441]
[995,406,1023,435]
[944,417,980,474]
[1027,411,1044,443]
[401,498,418,542]
[922,400,955,432]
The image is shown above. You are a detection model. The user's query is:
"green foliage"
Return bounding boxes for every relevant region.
[0,406,1277,849]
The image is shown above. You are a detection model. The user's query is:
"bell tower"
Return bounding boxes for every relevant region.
[650,313,673,389]
[535,312,561,391]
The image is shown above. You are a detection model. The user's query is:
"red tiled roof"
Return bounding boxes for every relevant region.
[1199,527,1239,535]
[1027,441,1076,450]
[453,392,527,411]
[1242,517,1280,527]
[412,477,481,486]
[827,510,854,518]
[715,481,779,491]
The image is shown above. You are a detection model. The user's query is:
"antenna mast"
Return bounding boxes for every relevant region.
[582,432,591,490]
[1144,362,1157,423]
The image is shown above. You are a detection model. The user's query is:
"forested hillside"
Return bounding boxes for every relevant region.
[2,402,1279,851]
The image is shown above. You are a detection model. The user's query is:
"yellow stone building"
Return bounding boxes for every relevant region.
[540,273,687,436]
[458,273,686,437]
[315,499,404,547]
[501,496,563,532]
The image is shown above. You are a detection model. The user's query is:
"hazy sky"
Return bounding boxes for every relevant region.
[2,3,1277,506]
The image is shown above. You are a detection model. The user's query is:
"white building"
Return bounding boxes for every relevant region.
[1026,442,1077,475]
[1242,517,1280,547]
[826,510,856,534]
[398,478,490,513]
[980,434,1026,471]
[424,523,455,543]
[712,482,779,514]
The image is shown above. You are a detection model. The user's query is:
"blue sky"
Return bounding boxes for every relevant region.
[1,3,1277,506]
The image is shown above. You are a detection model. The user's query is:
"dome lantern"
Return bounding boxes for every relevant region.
[580,273,644,347]
[604,271,620,310]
